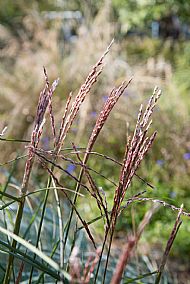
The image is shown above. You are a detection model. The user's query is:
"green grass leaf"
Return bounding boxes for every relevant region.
[0,226,71,281]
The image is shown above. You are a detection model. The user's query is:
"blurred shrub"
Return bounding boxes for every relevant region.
[174,42,190,102]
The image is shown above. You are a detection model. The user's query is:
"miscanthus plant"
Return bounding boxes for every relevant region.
[0,41,189,284]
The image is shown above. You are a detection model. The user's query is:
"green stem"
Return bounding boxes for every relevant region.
[28,177,51,284]
[63,152,89,262]
[0,137,30,143]
[3,198,25,284]
[93,228,109,284]
[102,229,114,284]
[62,169,84,264]
[155,272,161,284]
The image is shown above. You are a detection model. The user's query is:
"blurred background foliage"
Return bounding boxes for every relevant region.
[0,0,190,280]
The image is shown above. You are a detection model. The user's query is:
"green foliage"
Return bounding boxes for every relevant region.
[121,37,162,64]
[173,42,190,101]
[112,0,190,32]
[0,0,103,32]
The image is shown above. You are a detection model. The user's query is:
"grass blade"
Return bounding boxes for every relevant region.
[124,271,157,283]
[0,226,71,281]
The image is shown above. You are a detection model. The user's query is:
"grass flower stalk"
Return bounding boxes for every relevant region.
[3,68,58,284]
[64,79,132,260]
[97,87,162,283]
[28,41,113,282]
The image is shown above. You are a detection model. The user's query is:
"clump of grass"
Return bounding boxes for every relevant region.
[0,41,189,284]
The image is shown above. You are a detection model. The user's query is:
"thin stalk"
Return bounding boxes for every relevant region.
[28,176,52,284]
[0,191,20,202]
[0,154,27,167]
[65,221,78,272]
[93,192,147,283]
[63,80,131,255]
[93,227,109,283]
[0,246,60,280]
[3,207,10,249]
[155,222,182,284]
[4,69,59,283]
[28,158,61,283]
[53,179,64,284]
[102,228,114,284]
[20,199,44,245]
[63,153,88,261]
[155,206,183,284]
[64,150,155,189]
[3,197,25,284]
[2,161,17,196]
[35,240,60,284]
[0,137,30,143]
[124,271,157,283]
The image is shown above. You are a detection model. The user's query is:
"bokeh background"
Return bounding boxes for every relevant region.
[0,1,190,281]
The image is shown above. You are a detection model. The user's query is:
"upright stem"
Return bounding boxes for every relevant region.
[155,272,161,284]
[102,228,114,284]
[93,232,108,284]
[3,197,25,284]
[28,176,52,284]
[63,152,89,261]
